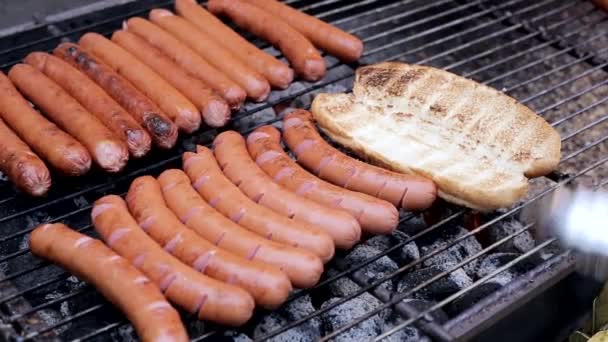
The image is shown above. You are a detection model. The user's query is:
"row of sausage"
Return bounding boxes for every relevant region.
[0,0,364,197]
[30,109,437,341]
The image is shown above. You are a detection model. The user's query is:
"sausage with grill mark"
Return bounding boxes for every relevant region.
[92,195,255,326]
[30,223,189,342]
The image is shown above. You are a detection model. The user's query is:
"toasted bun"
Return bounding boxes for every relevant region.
[311,62,561,211]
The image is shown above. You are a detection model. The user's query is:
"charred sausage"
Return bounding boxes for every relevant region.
[126,175,292,309]
[214,130,361,249]
[30,223,188,342]
[175,0,294,89]
[8,64,129,173]
[0,71,91,176]
[25,52,152,158]
[207,0,326,82]
[91,195,255,326]
[248,125,401,235]
[283,110,437,213]
[53,43,178,150]
[111,30,230,128]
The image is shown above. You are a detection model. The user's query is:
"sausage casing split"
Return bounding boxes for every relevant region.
[175,0,294,89]
[283,110,438,213]
[214,130,361,249]
[53,43,178,150]
[0,71,91,176]
[25,52,152,158]
[208,0,326,82]
[79,32,201,134]
[248,125,401,235]
[92,195,255,326]
[149,9,270,102]
[187,145,334,262]
[8,64,129,173]
[178,153,323,288]
[111,30,231,128]
[242,0,364,62]
[30,223,188,342]
[0,118,51,196]
[124,17,246,110]
[127,174,292,309]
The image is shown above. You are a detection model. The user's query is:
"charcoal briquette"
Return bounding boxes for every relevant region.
[365,234,420,266]
[397,265,472,301]
[445,282,503,316]
[321,296,383,342]
[486,219,535,254]
[418,226,483,277]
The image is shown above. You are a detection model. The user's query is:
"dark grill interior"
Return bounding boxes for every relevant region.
[0,0,607,341]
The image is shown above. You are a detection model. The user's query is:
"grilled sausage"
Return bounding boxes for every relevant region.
[127,174,292,309]
[30,223,188,342]
[111,30,230,128]
[8,64,129,173]
[175,0,294,89]
[0,71,91,176]
[25,52,152,158]
[248,125,402,235]
[242,0,364,62]
[208,0,326,82]
[92,195,255,326]
[214,130,361,249]
[172,163,323,289]
[124,17,246,110]
[593,0,608,11]
[79,33,201,134]
[54,43,178,150]
[0,118,51,196]
[283,110,438,213]
[187,145,335,262]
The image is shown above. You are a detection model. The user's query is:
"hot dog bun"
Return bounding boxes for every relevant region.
[311,62,561,211]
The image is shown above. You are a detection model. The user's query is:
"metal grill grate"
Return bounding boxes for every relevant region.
[0,0,606,341]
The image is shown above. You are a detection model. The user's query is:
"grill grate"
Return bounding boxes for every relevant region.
[0,0,606,341]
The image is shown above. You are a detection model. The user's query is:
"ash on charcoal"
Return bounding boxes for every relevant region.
[400,214,428,236]
[218,331,252,342]
[476,253,520,285]
[486,219,535,254]
[253,295,322,342]
[417,225,483,277]
[336,244,399,293]
[321,296,382,342]
[110,325,137,342]
[364,234,420,266]
[397,265,472,301]
[399,299,449,325]
[445,282,503,316]
[73,196,89,209]
[326,269,361,297]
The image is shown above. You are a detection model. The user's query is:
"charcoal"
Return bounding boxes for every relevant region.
[399,298,449,325]
[110,325,137,342]
[400,215,428,236]
[253,295,322,342]
[445,282,503,316]
[326,269,361,297]
[397,265,472,301]
[73,196,89,209]
[321,296,383,342]
[336,244,399,293]
[221,331,252,342]
[476,253,520,285]
[486,219,535,254]
[417,225,483,277]
[380,324,431,342]
[365,234,420,266]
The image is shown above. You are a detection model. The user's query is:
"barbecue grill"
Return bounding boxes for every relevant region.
[0,0,607,341]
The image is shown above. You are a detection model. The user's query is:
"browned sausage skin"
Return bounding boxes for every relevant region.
[53,43,178,150]
[248,125,403,236]
[208,0,326,82]
[0,118,51,196]
[127,174,292,309]
[25,52,152,158]
[8,64,129,173]
[180,152,324,288]
[30,223,189,342]
[92,195,255,326]
[214,130,361,249]
[0,71,91,176]
[283,110,437,213]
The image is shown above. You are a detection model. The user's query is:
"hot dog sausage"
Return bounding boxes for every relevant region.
[0,71,91,176]
[283,109,438,212]
[248,125,400,235]
[124,17,246,110]
[186,146,335,262]
[149,9,270,102]
[126,175,292,309]
[92,195,255,326]
[207,0,326,82]
[214,130,361,249]
[8,64,129,173]
[79,33,201,134]
[159,168,323,289]
[242,0,364,62]
[0,118,51,196]
[25,52,152,158]
[175,0,294,89]
[53,43,178,150]
[30,223,188,342]
[111,30,230,128]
